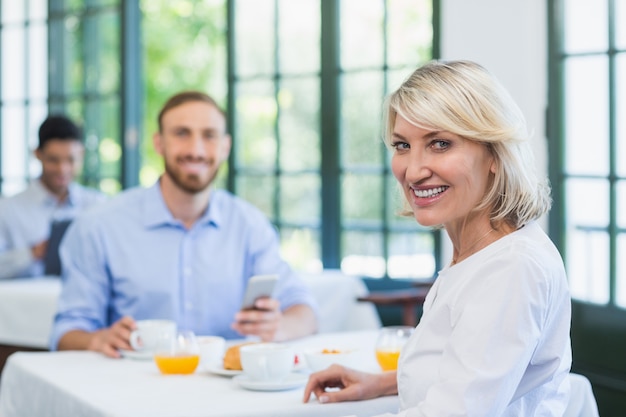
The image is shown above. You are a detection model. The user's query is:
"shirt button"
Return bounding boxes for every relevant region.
[185,302,193,310]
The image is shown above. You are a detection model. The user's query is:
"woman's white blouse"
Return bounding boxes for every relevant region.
[387,222,571,417]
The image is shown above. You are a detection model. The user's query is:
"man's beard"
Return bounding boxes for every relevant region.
[163,157,218,194]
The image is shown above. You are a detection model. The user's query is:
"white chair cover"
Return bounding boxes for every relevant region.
[300,269,381,332]
[564,373,599,417]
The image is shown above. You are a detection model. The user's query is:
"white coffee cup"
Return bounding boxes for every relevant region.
[197,336,226,370]
[129,319,177,352]
[239,343,295,381]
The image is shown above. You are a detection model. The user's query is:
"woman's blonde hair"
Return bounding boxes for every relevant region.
[384,60,551,228]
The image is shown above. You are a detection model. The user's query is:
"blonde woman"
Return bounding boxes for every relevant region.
[303,60,571,416]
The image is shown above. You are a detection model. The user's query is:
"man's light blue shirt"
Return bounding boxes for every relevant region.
[50,182,318,349]
[0,180,105,279]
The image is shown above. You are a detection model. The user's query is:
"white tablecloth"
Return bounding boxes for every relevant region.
[0,277,61,348]
[0,330,400,417]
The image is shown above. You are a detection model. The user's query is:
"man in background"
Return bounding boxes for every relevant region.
[0,115,106,279]
[51,91,318,357]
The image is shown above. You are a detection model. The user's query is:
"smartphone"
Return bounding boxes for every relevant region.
[240,274,279,310]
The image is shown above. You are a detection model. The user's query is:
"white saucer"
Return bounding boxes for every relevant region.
[119,349,153,360]
[234,373,308,391]
[206,364,242,377]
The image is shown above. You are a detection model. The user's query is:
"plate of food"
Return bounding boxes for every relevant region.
[205,341,306,376]
[205,341,256,377]
[302,347,359,372]
[206,363,242,377]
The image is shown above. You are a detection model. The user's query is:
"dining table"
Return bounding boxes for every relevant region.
[0,329,400,417]
[0,270,381,376]
[0,276,62,374]
[0,276,61,349]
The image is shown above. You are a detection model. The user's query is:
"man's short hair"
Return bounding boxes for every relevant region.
[157,91,226,132]
[38,115,83,150]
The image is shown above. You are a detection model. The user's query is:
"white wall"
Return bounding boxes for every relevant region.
[441,0,548,176]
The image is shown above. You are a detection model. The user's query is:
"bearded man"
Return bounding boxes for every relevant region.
[51,91,318,357]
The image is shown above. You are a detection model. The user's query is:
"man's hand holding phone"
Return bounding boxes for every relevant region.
[232,274,282,341]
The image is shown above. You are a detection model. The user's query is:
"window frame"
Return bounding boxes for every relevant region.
[226,0,441,280]
[1,0,440,282]
[548,0,626,413]
[548,0,623,305]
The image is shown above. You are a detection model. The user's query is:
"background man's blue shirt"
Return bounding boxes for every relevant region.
[0,180,105,279]
[50,182,318,349]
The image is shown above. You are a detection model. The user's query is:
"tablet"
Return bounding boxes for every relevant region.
[43,219,72,276]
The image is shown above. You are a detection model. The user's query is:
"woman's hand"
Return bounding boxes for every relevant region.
[303,364,397,404]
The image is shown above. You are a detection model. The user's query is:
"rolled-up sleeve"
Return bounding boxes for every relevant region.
[49,218,109,350]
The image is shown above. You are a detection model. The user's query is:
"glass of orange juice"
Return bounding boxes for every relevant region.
[154,330,200,375]
[375,326,414,371]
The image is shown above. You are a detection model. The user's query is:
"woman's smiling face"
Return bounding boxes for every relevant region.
[390,114,496,228]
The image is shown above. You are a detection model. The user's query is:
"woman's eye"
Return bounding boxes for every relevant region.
[392,142,409,151]
[431,140,450,150]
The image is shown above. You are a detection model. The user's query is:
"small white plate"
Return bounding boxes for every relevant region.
[234,373,308,391]
[206,364,243,377]
[119,349,154,361]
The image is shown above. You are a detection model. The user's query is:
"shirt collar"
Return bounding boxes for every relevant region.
[203,189,223,227]
[142,180,221,229]
[33,179,81,207]
[65,182,83,206]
